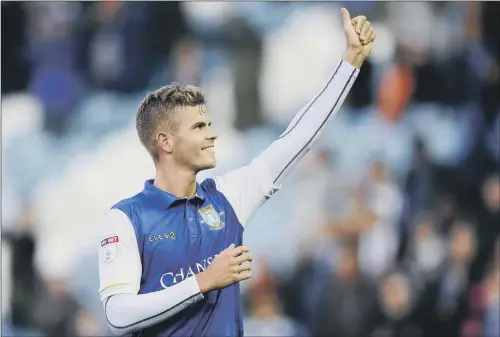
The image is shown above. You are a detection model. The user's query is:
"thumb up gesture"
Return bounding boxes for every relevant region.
[341,8,376,60]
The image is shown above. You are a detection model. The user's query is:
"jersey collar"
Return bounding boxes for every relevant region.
[142,179,206,209]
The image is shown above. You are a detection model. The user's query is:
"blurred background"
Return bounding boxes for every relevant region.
[1,1,499,336]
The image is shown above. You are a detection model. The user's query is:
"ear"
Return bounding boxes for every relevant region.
[156,131,174,154]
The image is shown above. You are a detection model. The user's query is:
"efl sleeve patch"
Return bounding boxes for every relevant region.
[101,235,119,263]
[101,235,119,247]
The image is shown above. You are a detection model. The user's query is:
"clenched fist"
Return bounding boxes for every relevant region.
[341,8,376,67]
[195,244,252,293]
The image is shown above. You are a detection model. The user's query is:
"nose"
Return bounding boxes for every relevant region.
[207,126,218,141]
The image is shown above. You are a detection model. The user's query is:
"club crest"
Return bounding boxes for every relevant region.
[199,204,225,231]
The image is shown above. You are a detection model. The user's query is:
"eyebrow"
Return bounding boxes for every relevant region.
[191,121,212,129]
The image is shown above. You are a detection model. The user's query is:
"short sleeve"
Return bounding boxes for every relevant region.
[98,209,142,301]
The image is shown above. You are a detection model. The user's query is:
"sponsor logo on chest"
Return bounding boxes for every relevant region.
[160,253,218,289]
[148,232,176,242]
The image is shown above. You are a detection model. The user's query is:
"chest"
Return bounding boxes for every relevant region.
[144,200,236,244]
[138,199,243,287]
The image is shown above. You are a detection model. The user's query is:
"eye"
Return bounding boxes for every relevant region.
[195,124,204,129]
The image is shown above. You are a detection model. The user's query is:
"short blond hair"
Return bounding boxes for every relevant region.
[136,83,205,162]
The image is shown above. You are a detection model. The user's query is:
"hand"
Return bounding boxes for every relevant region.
[341,8,376,67]
[195,244,252,292]
[350,15,377,58]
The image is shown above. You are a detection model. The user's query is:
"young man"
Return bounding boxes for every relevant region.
[98,8,376,337]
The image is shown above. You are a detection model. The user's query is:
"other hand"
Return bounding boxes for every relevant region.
[196,244,252,292]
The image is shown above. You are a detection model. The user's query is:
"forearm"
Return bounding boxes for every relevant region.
[259,54,361,185]
[104,276,203,335]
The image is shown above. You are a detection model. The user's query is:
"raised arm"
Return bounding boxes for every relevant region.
[261,10,375,186]
[214,9,376,228]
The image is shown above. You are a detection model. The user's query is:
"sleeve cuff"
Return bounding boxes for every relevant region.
[337,59,360,79]
[186,274,203,296]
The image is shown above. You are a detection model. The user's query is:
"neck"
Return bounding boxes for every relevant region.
[154,162,197,198]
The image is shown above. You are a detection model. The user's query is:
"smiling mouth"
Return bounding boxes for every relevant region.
[202,146,215,152]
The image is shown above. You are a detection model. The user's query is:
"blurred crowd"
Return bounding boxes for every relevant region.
[2,2,499,337]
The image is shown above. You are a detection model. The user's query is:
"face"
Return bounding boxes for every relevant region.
[449,224,476,263]
[380,273,410,315]
[162,105,218,172]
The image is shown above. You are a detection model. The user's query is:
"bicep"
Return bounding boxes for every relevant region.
[98,209,142,301]
[214,157,280,228]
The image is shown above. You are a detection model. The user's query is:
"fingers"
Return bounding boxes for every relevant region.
[351,17,376,45]
[353,15,366,35]
[363,27,375,44]
[234,253,252,265]
[231,245,250,257]
[225,243,235,251]
[359,21,371,43]
[234,262,252,273]
[236,270,252,281]
[226,244,253,282]
[350,16,364,26]
[369,28,377,42]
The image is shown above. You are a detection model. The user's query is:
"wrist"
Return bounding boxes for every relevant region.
[195,271,212,293]
[342,49,366,69]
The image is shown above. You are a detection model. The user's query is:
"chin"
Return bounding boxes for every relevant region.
[204,161,217,169]
[196,159,217,172]
[207,158,217,169]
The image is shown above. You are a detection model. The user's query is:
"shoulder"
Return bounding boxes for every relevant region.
[200,177,218,191]
[111,192,144,217]
[200,178,234,213]
[200,177,230,202]
[106,193,146,234]
[112,192,144,209]
[99,208,137,244]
